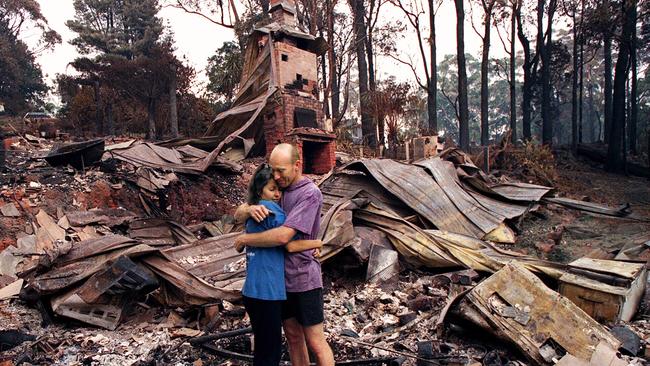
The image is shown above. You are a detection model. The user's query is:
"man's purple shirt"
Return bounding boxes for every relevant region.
[281,177,323,292]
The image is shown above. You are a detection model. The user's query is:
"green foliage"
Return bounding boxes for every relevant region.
[0,0,61,115]
[0,0,61,51]
[66,0,163,59]
[438,53,481,143]
[204,6,269,106]
[206,41,243,104]
[0,22,47,115]
[61,0,200,138]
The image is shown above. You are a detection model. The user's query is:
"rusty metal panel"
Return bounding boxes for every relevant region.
[162,233,244,279]
[58,235,137,264]
[128,218,197,246]
[416,158,503,233]
[141,255,240,304]
[543,197,632,217]
[490,182,552,202]
[463,186,531,219]
[319,171,417,219]
[345,159,484,238]
[33,244,157,294]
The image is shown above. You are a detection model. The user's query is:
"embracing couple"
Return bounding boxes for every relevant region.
[234,143,334,366]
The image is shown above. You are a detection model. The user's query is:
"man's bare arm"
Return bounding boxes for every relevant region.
[234,226,297,251]
[286,240,322,253]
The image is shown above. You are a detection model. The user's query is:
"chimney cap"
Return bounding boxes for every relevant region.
[269,0,296,15]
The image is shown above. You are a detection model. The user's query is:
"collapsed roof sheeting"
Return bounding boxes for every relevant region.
[354,200,567,279]
[416,158,506,230]
[331,158,552,240]
[159,34,275,167]
[103,141,242,174]
[195,38,277,165]
[341,159,487,237]
[204,37,274,140]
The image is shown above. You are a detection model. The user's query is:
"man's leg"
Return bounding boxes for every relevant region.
[282,317,309,366]
[303,322,334,366]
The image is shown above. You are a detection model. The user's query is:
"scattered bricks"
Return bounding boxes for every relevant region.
[75,180,117,210]
[407,295,434,312]
[0,237,14,252]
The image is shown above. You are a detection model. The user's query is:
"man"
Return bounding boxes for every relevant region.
[234,143,334,366]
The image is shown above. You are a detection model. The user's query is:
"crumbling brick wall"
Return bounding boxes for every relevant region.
[263,95,325,156]
[274,42,317,93]
[271,7,295,25]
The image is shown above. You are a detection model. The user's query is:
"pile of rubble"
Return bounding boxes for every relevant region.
[1,133,649,365]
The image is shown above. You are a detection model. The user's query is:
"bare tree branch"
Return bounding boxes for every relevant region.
[386,53,426,89]
[495,21,512,56]
[164,1,236,29]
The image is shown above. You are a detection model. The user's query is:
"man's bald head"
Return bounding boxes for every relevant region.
[270,143,300,164]
[269,143,302,189]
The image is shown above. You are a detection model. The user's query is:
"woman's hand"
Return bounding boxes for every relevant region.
[234,236,246,252]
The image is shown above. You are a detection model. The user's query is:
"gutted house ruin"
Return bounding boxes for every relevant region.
[204,0,335,174]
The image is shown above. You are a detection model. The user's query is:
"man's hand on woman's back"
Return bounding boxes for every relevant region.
[249,204,271,222]
[234,203,271,223]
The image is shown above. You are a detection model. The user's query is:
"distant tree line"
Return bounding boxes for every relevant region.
[196,0,648,172]
[2,0,649,171]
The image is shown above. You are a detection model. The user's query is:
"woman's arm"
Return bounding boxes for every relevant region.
[285,239,323,253]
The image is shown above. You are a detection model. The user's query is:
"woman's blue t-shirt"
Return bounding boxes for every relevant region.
[241,200,287,301]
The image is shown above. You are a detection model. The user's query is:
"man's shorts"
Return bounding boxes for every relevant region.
[281,288,324,326]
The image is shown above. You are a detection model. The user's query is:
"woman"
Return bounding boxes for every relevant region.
[241,163,321,366]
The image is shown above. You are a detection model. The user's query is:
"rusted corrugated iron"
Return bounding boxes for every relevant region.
[343,159,486,238]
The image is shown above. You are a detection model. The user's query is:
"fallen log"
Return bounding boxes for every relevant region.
[577,144,650,178]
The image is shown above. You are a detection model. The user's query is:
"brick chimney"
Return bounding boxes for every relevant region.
[269,0,296,27]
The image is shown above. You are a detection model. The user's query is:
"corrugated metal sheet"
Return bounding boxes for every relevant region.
[343,159,485,238]
[543,197,632,217]
[416,158,503,232]
[318,171,420,221]
[490,182,552,202]
[351,202,567,278]
[321,157,552,241]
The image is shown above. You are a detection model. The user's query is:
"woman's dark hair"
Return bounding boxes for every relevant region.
[247,163,274,205]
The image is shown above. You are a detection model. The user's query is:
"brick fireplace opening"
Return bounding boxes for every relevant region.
[287,128,336,175]
[302,141,330,175]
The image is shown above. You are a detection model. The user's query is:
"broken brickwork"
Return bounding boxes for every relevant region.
[258,0,336,173]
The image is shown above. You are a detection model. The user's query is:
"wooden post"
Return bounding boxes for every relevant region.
[483,146,489,173]
[0,132,5,170]
[405,141,410,161]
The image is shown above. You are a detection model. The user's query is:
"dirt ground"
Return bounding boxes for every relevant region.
[516,152,650,264]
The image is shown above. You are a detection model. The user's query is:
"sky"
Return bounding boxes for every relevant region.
[27,0,507,103]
